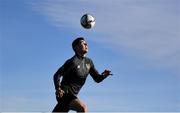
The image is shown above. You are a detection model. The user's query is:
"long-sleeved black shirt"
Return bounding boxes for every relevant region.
[53,55,107,96]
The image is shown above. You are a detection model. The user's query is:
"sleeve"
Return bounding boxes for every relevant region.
[53,60,70,90]
[89,59,107,83]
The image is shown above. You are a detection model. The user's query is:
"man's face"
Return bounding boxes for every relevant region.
[76,40,88,54]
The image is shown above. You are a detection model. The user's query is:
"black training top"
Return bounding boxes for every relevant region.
[53,55,107,96]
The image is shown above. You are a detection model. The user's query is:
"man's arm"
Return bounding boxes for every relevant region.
[53,65,65,98]
[53,66,64,90]
[53,60,71,97]
[53,59,72,90]
[89,59,111,83]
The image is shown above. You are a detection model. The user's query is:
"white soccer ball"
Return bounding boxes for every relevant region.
[80,14,95,29]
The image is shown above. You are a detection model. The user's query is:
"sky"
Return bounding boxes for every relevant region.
[0,0,180,112]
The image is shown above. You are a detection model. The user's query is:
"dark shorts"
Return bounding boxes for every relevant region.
[52,93,77,112]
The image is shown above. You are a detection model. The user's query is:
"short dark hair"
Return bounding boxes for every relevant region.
[72,37,85,51]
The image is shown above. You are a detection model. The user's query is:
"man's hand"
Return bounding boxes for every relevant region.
[102,69,113,77]
[55,88,65,98]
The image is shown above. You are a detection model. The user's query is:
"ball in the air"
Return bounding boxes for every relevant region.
[80,14,95,29]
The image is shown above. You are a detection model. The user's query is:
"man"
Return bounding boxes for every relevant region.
[53,37,112,112]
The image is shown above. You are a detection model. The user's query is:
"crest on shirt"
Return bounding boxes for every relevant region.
[77,65,80,69]
[86,63,91,71]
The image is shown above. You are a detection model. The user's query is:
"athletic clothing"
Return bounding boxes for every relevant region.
[53,55,107,112]
[52,93,77,112]
[54,55,107,96]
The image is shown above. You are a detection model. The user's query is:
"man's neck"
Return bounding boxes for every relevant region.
[76,52,86,58]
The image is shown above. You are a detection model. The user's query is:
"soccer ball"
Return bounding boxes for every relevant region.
[80,14,95,29]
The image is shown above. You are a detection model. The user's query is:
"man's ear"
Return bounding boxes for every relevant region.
[74,45,79,53]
